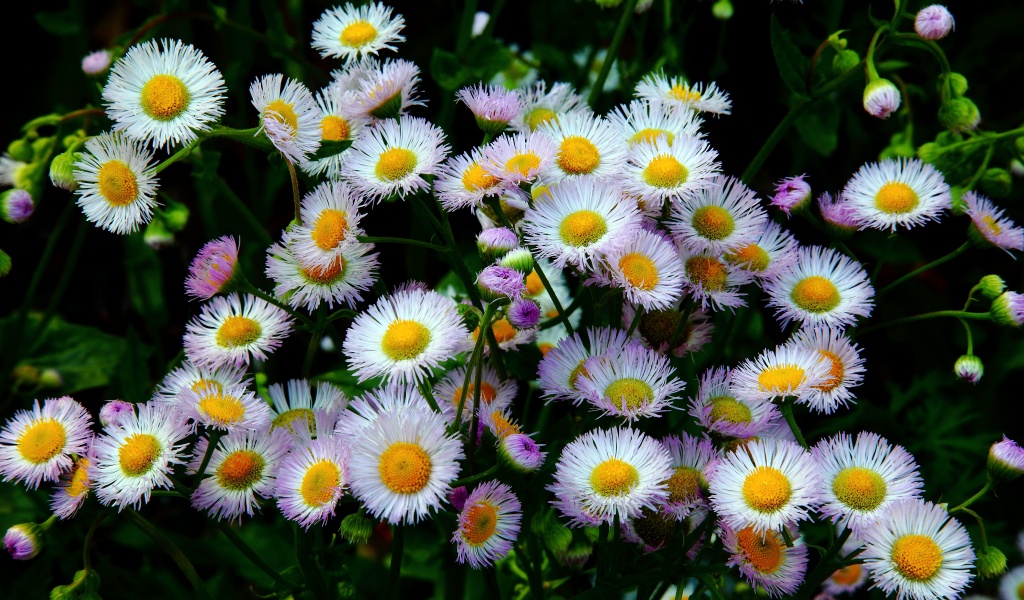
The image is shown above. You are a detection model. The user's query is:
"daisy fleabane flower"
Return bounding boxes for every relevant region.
[435,149,506,211]
[267,233,379,311]
[275,435,349,529]
[189,427,292,522]
[548,427,673,527]
[823,538,870,595]
[310,2,405,63]
[842,158,951,231]
[302,83,369,179]
[538,111,627,182]
[818,190,864,234]
[289,180,367,270]
[669,175,767,256]
[1000,566,1024,600]
[770,174,812,216]
[73,132,159,234]
[679,248,753,312]
[178,381,273,432]
[347,409,464,524]
[457,84,525,135]
[341,58,424,120]
[607,99,704,147]
[510,81,588,134]
[789,325,866,414]
[268,379,348,434]
[250,74,322,164]
[103,39,226,150]
[963,191,1024,254]
[183,292,294,369]
[722,220,798,279]
[589,227,685,311]
[334,383,434,441]
[342,286,471,384]
[723,523,809,597]
[708,438,821,534]
[575,342,686,422]
[812,432,924,534]
[622,136,721,210]
[764,245,875,329]
[433,365,517,426]
[635,72,732,115]
[342,115,449,202]
[185,236,239,300]
[659,434,717,519]
[860,499,975,600]
[153,362,248,405]
[622,300,713,357]
[50,439,96,519]
[537,326,631,403]
[453,480,522,568]
[0,397,93,489]
[523,177,642,271]
[481,131,558,186]
[92,402,191,510]
[730,342,830,403]
[689,368,783,441]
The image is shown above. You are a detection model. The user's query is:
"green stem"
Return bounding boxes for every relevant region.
[417,378,443,415]
[286,159,302,225]
[26,217,89,355]
[206,171,274,247]
[959,318,974,355]
[294,526,328,600]
[962,508,989,549]
[950,477,993,513]
[795,528,853,600]
[455,0,479,54]
[125,510,212,600]
[192,430,225,490]
[355,235,447,252]
[624,305,643,339]
[871,234,898,282]
[451,464,502,488]
[153,139,201,174]
[482,0,506,38]
[82,513,106,574]
[587,0,641,108]
[386,525,405,600]
[539,292,583,330]
[455,306,494,430]
[779,398,809,449]
[532,260,574,336]
[302,309,326,379]
[468,321,488,471]
[865,25,889,81]
[856,310,990,337]
[215,521,300,591]
[878,242,970,297]
[241,281,315,328]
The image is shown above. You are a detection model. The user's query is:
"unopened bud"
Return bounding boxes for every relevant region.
[1,189,34,224]
[49,151,80,191]
[832,49,860,75]
[340,510,373,545]
[980,168,1011,199]
[939,98,980,133]
[0,249,11,277]
[476,227,519,261]
[39,369,63,389]
[915,5,954,41]
[988,436,1024,481]
[953,355,983,384]
[941,72,968,98]
[978,275,1006,300]
[863,78,901,119]
[499,248,534,274]
[4,523,43,560]
[711,0,733,20]
[990,291,1024,327]
[976,545,1007,578]
[7,139,33,162]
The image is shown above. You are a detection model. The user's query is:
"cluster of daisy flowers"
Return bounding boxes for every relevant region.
[4,2,1024,600]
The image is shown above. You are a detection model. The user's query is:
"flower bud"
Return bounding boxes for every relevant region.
[499,247,534,274]
[7,139,33,163]
[0,189,34,224]
[185,236,240,300]
[988,436,1024,481]
[447,486,469,512]
[711,0,733,20]
[477,265,526,301]
[976,545,1007,578]
[457,301,482,331]
[49,151,80,191]
[476,227,519,261]
[941,72,969,98]
[506,298,540,330]
[939,98,980,133]
[340,510,373,545]
[4,523,43,560]
[39,368,63,389]
[953,355,983,384]
[160,200,191,232]
[144,218,175,250]
[863,78,901,119]
[771,174,811,216]
[916,142,944,164]
[978,275,1006,300]
[0,249,10,277]
[990,291,1024,327]
[100,400,135,428]
[81,50,112,75]
[498,433,546,473]
[558,536,594,568]
[818,192,862,237]
[915,5,954,41]
[980,168,1011,199]
[831,49,860,76]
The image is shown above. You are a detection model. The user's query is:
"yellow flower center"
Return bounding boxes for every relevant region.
[891,534,943,582]
[320,115,350,141]
[982,215,1002,235]
[140,74,190,120]
[216,450,266,490]
[814,350,845,392]
[265,99,299,132]
[462,161,499,191]
[742,466,792,513]
[300,460,341,506]
[685,256,728,291]
[736,526,784,574]
[559,210,608,247]
[198,393,247,425]
[757,365,806,394]
[691,206,735,241]
[505,152,541,176]
[462,502,499,546]
[381,320,431,361]
[272,408,316,433]
[375,148,418,182]
[525,108,556,131]
[590,458,639,497]
[557,136,601,175]
[301,257,346,285]
[67,458,91,498]
[191,378,223,394]
[724,244,770,272]
[832,466,887,511]
[119,433,162,477]
[630,128,674,146]
[568,361,590,389]
[454,382,497,406]
[638,309,682,347]
[311,209,349,250]
[668,84,702,103]
[790,276,841,313]
[618,253,660,290]
[709,395,752,425]
[491,318,517,343]
[524,270,544,297]
[489,410,521,439]
[642,154,687,188]
[17,419,66,464]
[666,466,703,504]
[378,442,432,493]
[874,182,919,214]
[830,564,863,586]
[98,160,139,207]
[604,378,654,411]
[340,20,377,47]
[216,316,262,348]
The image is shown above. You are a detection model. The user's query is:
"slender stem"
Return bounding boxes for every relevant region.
[892,33,952,76]
[294,526,328,600]
[455,0,479,54]
[597,521,610,583]
[962,508,989,549]
[456,306,494,430]
[468,325,488,472]
[153,139,201,175]
[539,292,583,330]
[796,528,853,600]
[532,261,574,336]
[26,217,89,355]
[865,26,888,81]
[856,310,990,337]
[206,171,275,247]
[215,521,299,591]
[482,0,506,38]
[587,0,641,108]
[624,305,643,340]
[781,527,795,548]
[125,510,213,600]
[878,242,970,297]
[451,464,502,488]
[302,309,326,379]
[355,235,446,252]
[386,525,406,600]
[61,107,106,122]
[779,398,809,449]
[959,318,974,355]
[950,477,993,514]
[482,568,502,600]
[82,513,107,573]
[242,282,315,328]
[192,430,225,491]
[417,378,443,415]
[871,234,898,282]
[286,160,302,225]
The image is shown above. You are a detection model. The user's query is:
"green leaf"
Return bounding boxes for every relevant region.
[794,100,839,156]
[309,140,352,162]
[35,5,84,36]
[770,15,810,98]
[430,48,469,91]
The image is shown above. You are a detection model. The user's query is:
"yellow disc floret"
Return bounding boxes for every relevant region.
[265,99,299,132]
[638,309,683,348]
[891,534,943,581]
[272,408,316,433]
[525,108,556,131]
[630,128,674,146]
[618,253,660,290]
[217,450,266,490]
[301,257,346,285]
[757,365,806,394]
[340,20,377,47]
[98,160,139,207]
[198,393,247,425]
[666,466,703,504]
[321,115,350,141]
[311,209,349,250]
[462,503,498,546]
[559,210,608,247]
[140,74,190,121]
[736,526,784,574]
[742,466,792,513]
[590,458,639,497]
[604,378,654,411]
[643,155,687,189]
[381,320,431,361]
[814,350,845,392]
[668,85,702,103]
[685,256,728,291]
[557,136,601,175]
[462,162,499,191]
[725,244,770,273]
[17,419,66,464]
[875,182,919,214]
[67,458,91,498]
[505,152,541,176]
[119,433,162,477]
[790,276,841,313]
[375,148,418,182]
[691,205,735,241]
[832,466,887,511]
[709,396,752,425]
[216,316,262,348]
[378,442,432,494]
[300,460,341,506]
[830,564,863,586]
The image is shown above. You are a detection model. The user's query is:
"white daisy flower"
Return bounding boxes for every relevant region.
[342,286,471,384]
[267,234,378,311]
[537,326,631,402]
[764,245,875,329]
[842,158,952,231]
[964,191,1024,254]
[538,111,627,181]
[723,523,809,598]
[189,427,292,522]
[275,435,349,529]
[860,499,975,600]
[50,439,96,519]
[678,247,754,312]
[452,480,522,569]
[434,148,506,211]
[576,342,686,422]
[288,180,367,269]
[523,177,642,271]
[548,427,673,527]
[154,361,249,405]
[621,136,720,210]
[635,73,732,115]
[669,175,767,256]
[92,402,191,510]
[659,434,717,519]
[177,381,273,432]
[722,220,799,279]
[183,292,295,369]
[812,432,924,534]
[1000,566,1024,600]
[433,365,517,426]
[607,99,704,147]
[342,115,449,202]
[480,131,558,186]
[708,438,821,534]
[730,342,830,403]
[302,83,370,179]
[0,397,93,489]
[334,383,434,441]
[310,2,405,63]
[72,132,159,234]
[789,325,866,414]
[510,81,588,134]
[589,228,685,311]
[822,538,870,596]
[688,367,782,440]
[347,408,464,524]
[341,58,424,120]
[621,301,714,358]
[102,38,226,150]
[250,73,322,164]
[268,379,348,435]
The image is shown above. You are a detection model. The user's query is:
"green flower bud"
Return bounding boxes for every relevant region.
[144,218,174,250]
[831,49,860,76]
[711,0,733,20]
[939,98,981,133]
[978,275,1006,300]
[990,291,1024,328]
[159,200,190,232]
[941,72,969,98]
[1015,136,1024,157]
[916,142,944,164]
[953,355,983,384]
[39,369,63,389]
[980,168,1011,199]
[0,248,10,277]
[49,151,79,191]
[340,511,373,545]
[988,436,1024,481]
[935,131,963,146]
[976,545,1007,578]
[499,248,534,274]
[31,137,54,161]
[456,302,482,331]
[7,139,33,162]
